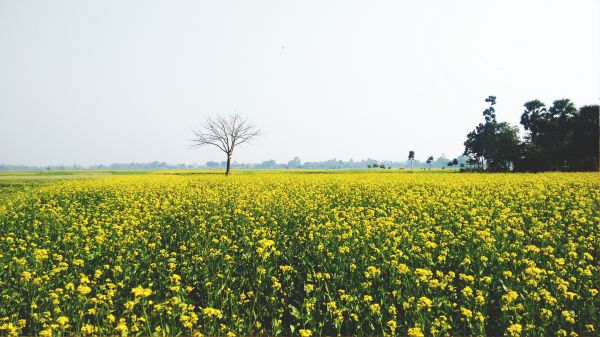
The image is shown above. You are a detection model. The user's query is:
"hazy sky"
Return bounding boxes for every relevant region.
[1,0,599,166]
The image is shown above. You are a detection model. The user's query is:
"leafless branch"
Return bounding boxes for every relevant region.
[190,114,262,174]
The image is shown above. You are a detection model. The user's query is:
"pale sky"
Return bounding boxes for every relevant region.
[1,0,599,166]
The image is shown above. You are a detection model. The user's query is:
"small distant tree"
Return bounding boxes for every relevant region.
[206,161,220,169]
[380,164,386,169]
[191,114,262,175]
[447,159,458,171]
[373,163,379,168]
[367,164,372,169]
[408,150,415,171]
[426,155,434,169]
[287,156,302,169]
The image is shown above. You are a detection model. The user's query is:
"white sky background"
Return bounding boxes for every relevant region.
[1,0,599,166]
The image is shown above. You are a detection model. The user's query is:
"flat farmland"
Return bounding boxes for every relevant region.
[0,172,598,337]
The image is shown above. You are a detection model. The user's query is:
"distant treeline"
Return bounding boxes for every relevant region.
[0,161,196,172]
[464,97,599,172]
[0,156,465,172]
[218,156,465,170]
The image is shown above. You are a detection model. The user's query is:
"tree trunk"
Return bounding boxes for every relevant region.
[225,154,231,176]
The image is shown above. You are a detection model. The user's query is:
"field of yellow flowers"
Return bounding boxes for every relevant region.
[0,171,598,337]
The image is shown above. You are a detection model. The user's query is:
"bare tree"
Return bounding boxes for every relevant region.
[190,114,262,175]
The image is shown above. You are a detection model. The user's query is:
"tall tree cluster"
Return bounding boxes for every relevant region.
[464,97,599,172]
[463,96,520,171]
[517,99,599,171]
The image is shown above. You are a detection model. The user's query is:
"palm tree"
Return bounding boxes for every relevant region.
[408,151,415,171]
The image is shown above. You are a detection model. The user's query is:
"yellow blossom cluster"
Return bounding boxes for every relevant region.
[0,171,598,336]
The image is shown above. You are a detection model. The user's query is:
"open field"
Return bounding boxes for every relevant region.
[0,171,148,206]
[0,171,598,337]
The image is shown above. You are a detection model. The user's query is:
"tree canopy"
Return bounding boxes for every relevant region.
[464,96,599,172]
[463,97,520,171]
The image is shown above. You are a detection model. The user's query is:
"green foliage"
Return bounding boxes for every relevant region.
[463,97,520,171]
[518,100,599,171]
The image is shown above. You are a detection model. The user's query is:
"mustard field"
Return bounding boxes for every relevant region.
[0,172,598,337]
